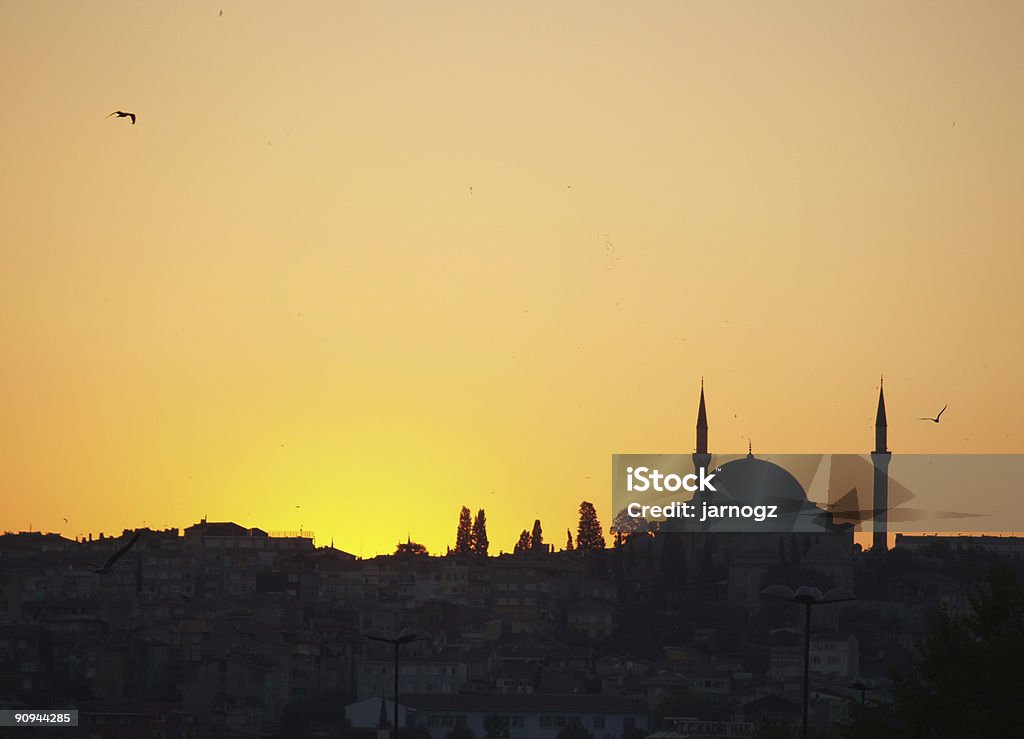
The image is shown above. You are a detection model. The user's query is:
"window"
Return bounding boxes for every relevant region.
[593,717,605,729]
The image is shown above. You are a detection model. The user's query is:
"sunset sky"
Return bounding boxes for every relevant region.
[2,1,1022,556]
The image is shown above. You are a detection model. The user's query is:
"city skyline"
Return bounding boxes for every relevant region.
[3,2,1023,556]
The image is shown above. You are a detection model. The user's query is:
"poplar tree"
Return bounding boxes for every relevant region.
[455,506,473,553]
[530,519,544,550]
[471,509,489,555]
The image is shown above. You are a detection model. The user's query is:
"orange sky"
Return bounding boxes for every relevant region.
[1,1,1022,556]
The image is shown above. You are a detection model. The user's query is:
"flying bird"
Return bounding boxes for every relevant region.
[919,404,948,423]
[90,530,142,574]
[107,111,136,125]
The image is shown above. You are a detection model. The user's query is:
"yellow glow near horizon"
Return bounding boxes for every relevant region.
[2,2,1023,556]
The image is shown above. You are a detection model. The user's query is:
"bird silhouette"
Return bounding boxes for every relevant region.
[90,530,141,574]
[107,111,136,125]
[919,404,948,423]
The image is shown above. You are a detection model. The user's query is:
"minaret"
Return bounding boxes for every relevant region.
[872,377,892,552]
[693,380,711,474]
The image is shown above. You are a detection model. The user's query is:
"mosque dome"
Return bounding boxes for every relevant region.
[706,453,810,510]
[671,452,837,533]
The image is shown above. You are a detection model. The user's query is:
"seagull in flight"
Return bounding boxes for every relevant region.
[107,111,136,125]
[90,530,142,574]
[919,404,948,423]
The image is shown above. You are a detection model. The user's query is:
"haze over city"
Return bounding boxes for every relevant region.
[2,1,1022,555]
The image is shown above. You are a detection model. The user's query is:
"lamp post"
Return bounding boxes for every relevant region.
[363,628,430,739]
[761,585,856,739]
[849,677,878,707]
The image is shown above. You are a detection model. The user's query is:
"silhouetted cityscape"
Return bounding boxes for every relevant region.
[2,388,1023,738]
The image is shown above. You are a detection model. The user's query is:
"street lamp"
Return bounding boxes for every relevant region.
[761,585,856,739]
[849,677,879,707]
[363,628,431,739]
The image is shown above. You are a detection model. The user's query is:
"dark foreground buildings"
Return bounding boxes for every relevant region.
[0,385,1013,737]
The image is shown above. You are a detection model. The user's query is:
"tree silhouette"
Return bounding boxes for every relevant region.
[576,501,606,552]
[471,509,489,555]
[566,528,574,551]
[530,519,544,550]
[395,538,428,556]
[454,506,473,553]
[610,506,648,535]
[844,564,1024,737]
[514,530,531,554]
